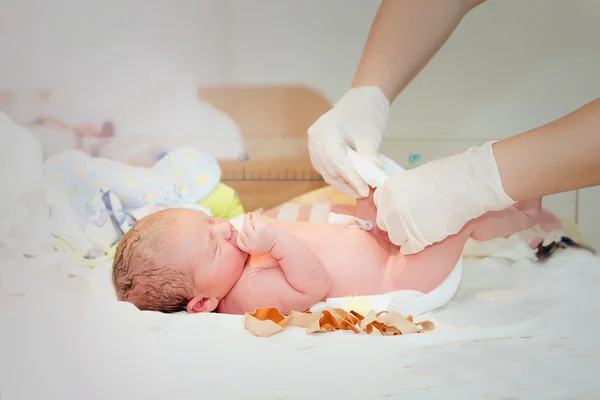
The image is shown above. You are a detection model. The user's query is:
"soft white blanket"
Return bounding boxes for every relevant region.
[1,249,599,399]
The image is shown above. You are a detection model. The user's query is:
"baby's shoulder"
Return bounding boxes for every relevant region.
[219,255,280,314]
[218,281,249,314]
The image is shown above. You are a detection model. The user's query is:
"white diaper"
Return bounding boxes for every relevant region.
[309,257,463,317]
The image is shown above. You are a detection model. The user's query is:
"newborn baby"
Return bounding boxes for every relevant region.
[112,191,541,315]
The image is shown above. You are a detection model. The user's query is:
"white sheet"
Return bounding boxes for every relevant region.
[1,249,599,399]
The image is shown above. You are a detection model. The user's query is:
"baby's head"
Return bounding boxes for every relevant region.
[112,208,248,313]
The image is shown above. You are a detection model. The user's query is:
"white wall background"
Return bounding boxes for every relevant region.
[1,0,598,245]
[0,0,229,88]
[225,0,600,140]
[2,0,599,137]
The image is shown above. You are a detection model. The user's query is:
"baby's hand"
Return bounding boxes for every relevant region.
[237,212,279,255]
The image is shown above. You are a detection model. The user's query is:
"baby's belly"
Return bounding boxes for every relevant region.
[281,221,465,298]
[285,223,392,298]
[325,246,392,298]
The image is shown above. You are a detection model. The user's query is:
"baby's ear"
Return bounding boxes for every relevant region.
[186,296,219,313]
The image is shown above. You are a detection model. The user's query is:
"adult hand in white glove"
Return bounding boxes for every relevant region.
[373,141,516,254]
[308,86,389,198]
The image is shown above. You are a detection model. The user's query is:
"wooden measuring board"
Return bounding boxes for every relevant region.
[219,159,327,211]
[220,160,323,181]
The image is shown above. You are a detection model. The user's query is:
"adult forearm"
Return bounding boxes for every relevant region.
[352,0,485,102]
[494,98,600,201]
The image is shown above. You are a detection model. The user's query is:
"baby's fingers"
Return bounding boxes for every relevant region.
[236,232,249,252]
[243,212,253,226]
[241,214,255,234]
[248,212,259,228]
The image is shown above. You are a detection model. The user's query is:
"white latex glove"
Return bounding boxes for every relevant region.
[373,141,516,254]
[308,86,389,198]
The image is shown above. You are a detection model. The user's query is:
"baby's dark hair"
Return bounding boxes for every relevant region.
[112,211,193,313]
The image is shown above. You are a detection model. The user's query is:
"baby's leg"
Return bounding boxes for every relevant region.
[465,198,542,242]
[383,198,541,294]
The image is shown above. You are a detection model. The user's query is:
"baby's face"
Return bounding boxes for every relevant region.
[165,209,248,299]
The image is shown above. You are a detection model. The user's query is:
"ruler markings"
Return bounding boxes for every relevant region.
[222,166,324,182]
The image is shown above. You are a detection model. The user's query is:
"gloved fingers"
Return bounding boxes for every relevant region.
[373,184,410,247]
[375,205,387,232]
[399,239,426,255]
[373,186,389,230]
[308,138,323,167]
[380,212,409,247]
[321,142,366,198]
[318,155,361,198]
[374,190,388,233]
[310,151,360,199]
[398,218,430,255]
[310,145,350,195]
[331,157,370,198]
[373,186,383,208]
[308,147,328,179]
[333,181,362,199]
[353,135,383,168]
[324,168,362,199]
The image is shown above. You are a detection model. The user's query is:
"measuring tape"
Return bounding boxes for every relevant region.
[222,166,324,182]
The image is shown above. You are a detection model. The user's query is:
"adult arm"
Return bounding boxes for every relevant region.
[494,98,600,201]
[374,98,600,254]
[353,0,486,102]
[307,0,486,198]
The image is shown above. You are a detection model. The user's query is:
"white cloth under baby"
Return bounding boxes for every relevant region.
[322,149,464,317]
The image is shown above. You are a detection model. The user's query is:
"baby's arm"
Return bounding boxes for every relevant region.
[235,213,332,314]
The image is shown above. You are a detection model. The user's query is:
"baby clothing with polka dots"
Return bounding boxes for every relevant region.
[44,147,221,259]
